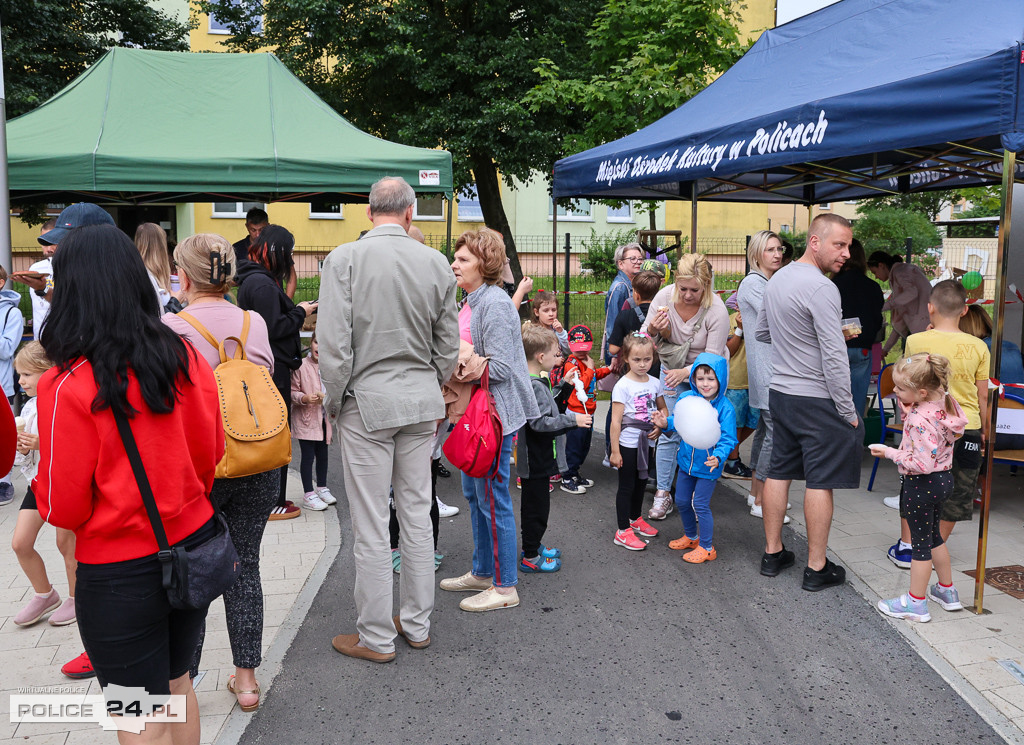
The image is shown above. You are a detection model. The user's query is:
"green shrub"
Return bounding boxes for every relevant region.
[580,228,639,280]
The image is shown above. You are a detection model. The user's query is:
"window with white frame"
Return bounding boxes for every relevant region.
[456,185,484,222]
[209,0,263,34]
[212,202,265,219]
[549,199,592,221]
[952,202,964,214]
[780,224,791,234]
[819,203,832,210]
[309,198,343,219]
[606,202,634,223]
[414,195,445,221]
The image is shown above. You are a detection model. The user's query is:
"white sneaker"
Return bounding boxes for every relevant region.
[302,492,328,511]
[750,503,791,524]
[315,487,337,505]
[437,498,460,518]
[883,496,900,510]
[747,494,756,507]
[648,492,674,520]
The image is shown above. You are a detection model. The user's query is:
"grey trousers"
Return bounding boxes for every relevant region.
[338,397,435,652]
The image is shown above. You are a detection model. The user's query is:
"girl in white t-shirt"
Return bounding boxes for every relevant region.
[609,333,667,551]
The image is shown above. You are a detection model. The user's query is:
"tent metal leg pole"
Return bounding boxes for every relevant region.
[690,189,697,253]
[552,200,558,290]
[972,149,1015,614]
[445,195,453,261]
[0,95,11,273]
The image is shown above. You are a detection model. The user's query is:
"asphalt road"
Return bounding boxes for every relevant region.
[241,453,1005,745]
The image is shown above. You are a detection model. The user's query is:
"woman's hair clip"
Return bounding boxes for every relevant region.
[631,331,650,339]
[209,251,229,284]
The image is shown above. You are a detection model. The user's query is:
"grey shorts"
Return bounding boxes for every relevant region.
[749,407,774,477]
[765,390,864,490]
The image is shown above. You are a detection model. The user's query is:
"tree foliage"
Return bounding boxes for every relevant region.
[199,0,603,277]
[872,185,1002,221]
[853,205,942,256]
[524,0,748,155]
[2,0,191,119]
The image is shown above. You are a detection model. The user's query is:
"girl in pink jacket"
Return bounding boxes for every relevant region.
[291,332,335,511]
[869,353,967,623]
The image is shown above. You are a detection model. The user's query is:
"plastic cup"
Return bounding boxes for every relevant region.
[841,317,862,339]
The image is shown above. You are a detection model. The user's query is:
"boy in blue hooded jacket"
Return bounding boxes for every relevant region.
[653,352,737,563]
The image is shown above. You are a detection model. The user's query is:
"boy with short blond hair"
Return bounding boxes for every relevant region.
[885,279,989,567]
[517,324,592,571]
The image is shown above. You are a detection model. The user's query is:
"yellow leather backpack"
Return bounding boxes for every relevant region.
[178,311,291,479]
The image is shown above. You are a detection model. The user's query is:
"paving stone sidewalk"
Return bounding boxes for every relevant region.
[0,469,337,745]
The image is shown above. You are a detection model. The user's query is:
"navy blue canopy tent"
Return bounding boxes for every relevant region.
[553,0,1024,204]
[553,0,1024,612]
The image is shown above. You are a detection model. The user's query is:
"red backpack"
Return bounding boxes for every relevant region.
[444,367,503,478]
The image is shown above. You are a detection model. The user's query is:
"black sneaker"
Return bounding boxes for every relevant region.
[760,547,795,577]
[722,460,753,479]
[432,459,452,478]
[801,560,847,592]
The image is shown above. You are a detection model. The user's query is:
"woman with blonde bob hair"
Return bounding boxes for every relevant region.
[441,228,539,612]
[162,233,279,713]
[641,252,729,520]
[736,230,788,521]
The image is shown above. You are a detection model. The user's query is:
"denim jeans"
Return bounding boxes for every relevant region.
[564,426,593,479]
[656,370,689,492]
[848,347,872,417]
[675,472,716,550]
[461,434,518,588]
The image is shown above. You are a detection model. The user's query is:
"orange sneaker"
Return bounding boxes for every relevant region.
[683,546,717,564]
[668,536,699,551]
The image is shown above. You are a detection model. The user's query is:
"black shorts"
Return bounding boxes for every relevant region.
[765,390,864,490]
[20,486,36,510]
[75,520,215,703]
[898,471,951,562]
[943,429,982,522]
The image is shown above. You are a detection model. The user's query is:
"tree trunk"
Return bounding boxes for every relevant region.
[470,151,522,282]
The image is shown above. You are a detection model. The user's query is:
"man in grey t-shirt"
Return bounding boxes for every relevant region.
[754,214,863,591]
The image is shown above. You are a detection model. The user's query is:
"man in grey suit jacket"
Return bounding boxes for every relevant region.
[319,177,460,662]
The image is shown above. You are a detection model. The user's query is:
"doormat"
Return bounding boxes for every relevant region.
[964,566,1024,600]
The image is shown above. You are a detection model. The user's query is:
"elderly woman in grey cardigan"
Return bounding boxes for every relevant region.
[440,228,539,612]
[736,230,789,524]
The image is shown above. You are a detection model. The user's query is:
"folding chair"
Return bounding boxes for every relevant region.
[865,343,884,412]
[867,364,904,491]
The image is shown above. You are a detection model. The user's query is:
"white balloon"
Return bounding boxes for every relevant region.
[673,396,721,451]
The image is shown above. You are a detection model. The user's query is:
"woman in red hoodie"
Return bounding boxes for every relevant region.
[34,224,223,744]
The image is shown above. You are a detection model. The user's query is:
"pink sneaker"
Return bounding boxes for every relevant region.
[613,529,647,551]
[630,517,659,537]
[14,588,61,627]
[48,597,77,626]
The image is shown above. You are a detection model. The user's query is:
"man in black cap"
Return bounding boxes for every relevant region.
[13,204,116,309]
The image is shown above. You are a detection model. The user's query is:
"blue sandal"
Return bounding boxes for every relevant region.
[521,554,562,573]
[538,544,562,559]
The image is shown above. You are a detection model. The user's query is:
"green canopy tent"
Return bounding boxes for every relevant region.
[6,47,453,204]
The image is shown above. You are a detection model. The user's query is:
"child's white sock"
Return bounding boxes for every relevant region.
[898,540,912,551]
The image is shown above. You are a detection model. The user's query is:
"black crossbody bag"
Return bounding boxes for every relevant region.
[112,407,239,610]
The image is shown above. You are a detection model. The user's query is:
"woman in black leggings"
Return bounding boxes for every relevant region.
[166,233,282,713]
